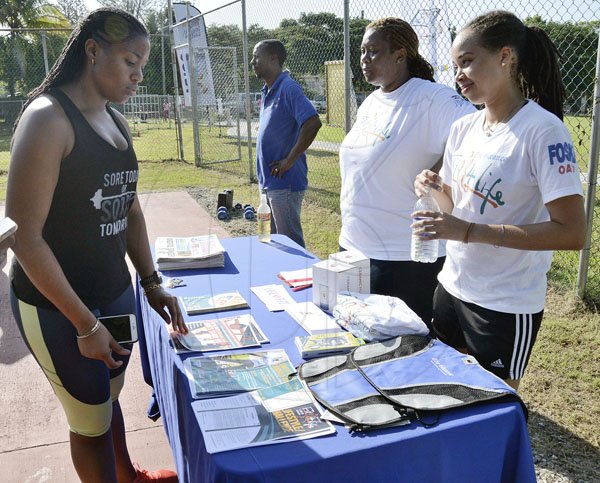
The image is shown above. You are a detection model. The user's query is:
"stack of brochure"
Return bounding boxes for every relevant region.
[191,377,335,453]
[172,314,267,353]
[183,349,295,399]
[155,234,225,270]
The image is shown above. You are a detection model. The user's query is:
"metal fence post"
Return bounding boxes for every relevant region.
[577,28,600,299]
[186,4,202,166]
[161,31,166,95]
[233,47,243,162]
[343,0,352,134]
[41,31,49,75]
[167,0,185,160]
[241,0,255,182]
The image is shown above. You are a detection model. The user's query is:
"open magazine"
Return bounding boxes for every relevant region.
[174,314,267,353]
[191,378,335,453]
[155,234,225,270]
[183,349,295,399]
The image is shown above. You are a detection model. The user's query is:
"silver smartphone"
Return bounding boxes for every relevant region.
[0,217,18,243]
[98,314,139,344]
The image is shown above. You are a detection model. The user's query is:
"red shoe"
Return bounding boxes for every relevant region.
[133,463,178,482]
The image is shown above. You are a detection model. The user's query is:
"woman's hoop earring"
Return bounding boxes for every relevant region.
[91,58,96,66]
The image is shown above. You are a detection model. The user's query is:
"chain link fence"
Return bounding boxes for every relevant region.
[0,0,599,298]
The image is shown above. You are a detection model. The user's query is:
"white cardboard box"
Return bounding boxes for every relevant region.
[329,250,370,294]
[312,258,370,313]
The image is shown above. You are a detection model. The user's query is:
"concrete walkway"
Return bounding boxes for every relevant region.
[0,191,229,482]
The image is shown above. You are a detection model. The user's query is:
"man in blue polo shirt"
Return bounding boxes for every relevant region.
[251,39,322,248]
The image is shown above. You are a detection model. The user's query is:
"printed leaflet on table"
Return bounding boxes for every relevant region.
[191,378,335,453]
[295,331,365,359]
[183,348,295,399]
[174,314,266,352]
[180,291,249,315]
[155,234,225,270]
[285,301,340,334]
[251,284,296,312]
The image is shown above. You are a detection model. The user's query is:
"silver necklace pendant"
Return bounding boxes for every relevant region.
[483,121,494,137]
[483,100,527,138]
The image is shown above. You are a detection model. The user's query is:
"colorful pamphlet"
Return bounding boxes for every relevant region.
[183,349,295,399]
[180,291,249,315]
[174,314,266,353]
[191,378,335,453]
[295,331,364,359]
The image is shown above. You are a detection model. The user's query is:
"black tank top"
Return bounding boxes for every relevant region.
[11,88,138,310]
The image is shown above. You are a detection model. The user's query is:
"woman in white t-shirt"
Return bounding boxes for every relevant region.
[414,11,585,390]
[339,17,474,328]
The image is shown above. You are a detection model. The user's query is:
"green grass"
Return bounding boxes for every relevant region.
[315,120,345,143]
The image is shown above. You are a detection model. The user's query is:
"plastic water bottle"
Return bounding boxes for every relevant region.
[257,192,271,243]
[411,187,439,263]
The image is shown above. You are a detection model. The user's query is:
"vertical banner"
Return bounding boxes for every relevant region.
[411,0,454,87]
[172,2,217,107]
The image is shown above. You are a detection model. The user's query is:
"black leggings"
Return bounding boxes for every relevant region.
[369,257,445,329]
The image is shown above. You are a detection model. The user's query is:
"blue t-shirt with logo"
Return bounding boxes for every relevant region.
[256,71,318,191]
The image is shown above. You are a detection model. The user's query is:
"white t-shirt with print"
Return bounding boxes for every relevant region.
[438,100,583,313]
[338,77,474,260]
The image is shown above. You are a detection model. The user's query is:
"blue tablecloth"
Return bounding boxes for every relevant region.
[136,235,536,483]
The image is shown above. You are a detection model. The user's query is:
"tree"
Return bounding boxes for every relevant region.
[0,1,69,29]
[54,0,88,26]
[142,8,173,95]
[273,12,344,76]
[349,16,372,93]
[207,23,275,93]
[525,16,599,115]
[0,1,70,103]
[97,0,163,19]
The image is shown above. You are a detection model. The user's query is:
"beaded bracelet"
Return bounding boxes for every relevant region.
[143,282,162,295]
[77,319,101,339]
[140,270,161,290]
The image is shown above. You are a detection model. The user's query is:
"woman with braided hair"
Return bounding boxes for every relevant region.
[414,11,585,390]
[7,8,186,482]
[338,17,474,328]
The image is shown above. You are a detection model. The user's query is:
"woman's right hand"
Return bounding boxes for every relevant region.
[77,323,131,369]
[415,169,443,197]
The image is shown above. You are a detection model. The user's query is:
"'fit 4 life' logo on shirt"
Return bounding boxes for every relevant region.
[457,155,506,215]
[548,142,577,174]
